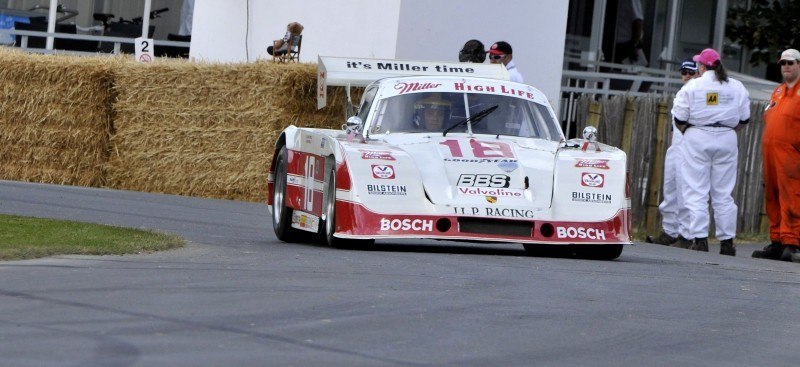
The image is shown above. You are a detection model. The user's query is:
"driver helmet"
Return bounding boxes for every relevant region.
[413,94,452,129]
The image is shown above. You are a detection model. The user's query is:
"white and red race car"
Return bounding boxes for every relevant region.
[267,56,631,259]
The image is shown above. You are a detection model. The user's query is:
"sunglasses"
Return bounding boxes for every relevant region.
[680,70,696,76]
[489,54,505,60]
[779,60,796,66]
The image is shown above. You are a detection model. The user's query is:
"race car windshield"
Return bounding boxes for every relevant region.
[442,105,497,137]
[369,91,562,141]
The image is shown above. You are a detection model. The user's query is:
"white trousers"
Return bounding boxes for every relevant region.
[658,131,690,238]
[680,127,738,240]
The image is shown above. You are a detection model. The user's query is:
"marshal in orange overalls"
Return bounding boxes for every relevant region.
[763,81,800,246]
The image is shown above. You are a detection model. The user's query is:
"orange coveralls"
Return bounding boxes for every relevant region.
[763,81,800,246]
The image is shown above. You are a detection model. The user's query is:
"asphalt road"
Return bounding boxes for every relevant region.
[0,180,798,367]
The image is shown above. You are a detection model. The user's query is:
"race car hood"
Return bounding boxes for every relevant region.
[343,134,558,209]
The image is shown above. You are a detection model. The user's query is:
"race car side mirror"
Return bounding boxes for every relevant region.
[581,126,600,152]
[582,126,598,142]
[344,116,363,134]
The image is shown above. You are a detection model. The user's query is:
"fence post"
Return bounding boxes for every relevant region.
[587,101,602,128]
[760,199,769,234]
[645,101,669,234]
[621,97,635,154]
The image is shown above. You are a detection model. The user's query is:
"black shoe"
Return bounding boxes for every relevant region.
[646,231,677,246]
[671,235,693,249]
[719,239,735,256]
[690,237,709,252]
[780,246,800,262]
[752,242,784,260]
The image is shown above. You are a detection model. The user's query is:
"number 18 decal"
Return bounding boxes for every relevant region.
[439,139,514,158]
[303,156,316,211]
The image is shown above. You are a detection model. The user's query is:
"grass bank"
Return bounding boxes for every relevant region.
[0,214,185,260]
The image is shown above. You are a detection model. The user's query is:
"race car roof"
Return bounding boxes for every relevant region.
[317,56,510,109]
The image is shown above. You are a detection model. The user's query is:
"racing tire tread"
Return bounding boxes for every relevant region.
[321,160,374,249]
[272,147,304,242]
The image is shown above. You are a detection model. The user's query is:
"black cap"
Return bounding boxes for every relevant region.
[680,57,697,72]
[487,41,512,55]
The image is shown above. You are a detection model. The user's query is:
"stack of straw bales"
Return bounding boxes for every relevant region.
[0,48,117,186]
[0,47,358,202]
[108,60,354,202]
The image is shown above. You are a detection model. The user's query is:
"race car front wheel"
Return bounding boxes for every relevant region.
[321,161,374,249]
[272,147,303,242]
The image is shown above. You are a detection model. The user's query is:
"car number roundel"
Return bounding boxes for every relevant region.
[372,165,395,179]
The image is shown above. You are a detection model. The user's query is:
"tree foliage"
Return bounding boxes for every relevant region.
[727,0,800,66]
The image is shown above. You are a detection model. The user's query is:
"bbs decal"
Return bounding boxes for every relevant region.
[457,174,510,188]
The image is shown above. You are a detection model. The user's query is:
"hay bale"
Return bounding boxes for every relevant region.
[106,59,363,202]
[1,48,364,202]
[0,48,118,186]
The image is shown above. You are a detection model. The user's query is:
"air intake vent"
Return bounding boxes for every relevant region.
[458,218,533,237]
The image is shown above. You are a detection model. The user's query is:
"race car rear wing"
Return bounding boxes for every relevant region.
[317,56,510,109]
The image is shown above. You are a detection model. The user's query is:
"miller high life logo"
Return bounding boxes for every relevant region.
[395,82,442,94]
[361,150,396,161]
[575,159,610,169]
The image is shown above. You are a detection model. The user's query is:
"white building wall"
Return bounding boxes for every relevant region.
[190,0,401,63]
[190,0,567,109]
[394,0,568,109]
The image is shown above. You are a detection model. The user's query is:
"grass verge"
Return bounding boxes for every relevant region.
[0,214,185,261]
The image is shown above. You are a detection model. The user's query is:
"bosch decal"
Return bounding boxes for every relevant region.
[361,150,396,160]
[572,192,612,204]
[575,159,610,169]
[371,165,396,179]
[556,226,606,240]
[581,173,605,188]
[380,218,434,231]
[367,184,407,196]
[457,174,510,188]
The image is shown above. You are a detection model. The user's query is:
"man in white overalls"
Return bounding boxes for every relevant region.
[647,58,699,246]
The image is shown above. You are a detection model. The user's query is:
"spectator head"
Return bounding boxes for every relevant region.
[459,39,486,63]
[287,22,303,34]
[778,49,800,83]
[692,48,720,68]
[680,58,698,82]
[778,48,800,63]
[693,48,727,83]
[487,41,513,65]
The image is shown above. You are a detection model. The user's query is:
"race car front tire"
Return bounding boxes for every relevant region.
[321,161,374,249]
[272,147,304,242]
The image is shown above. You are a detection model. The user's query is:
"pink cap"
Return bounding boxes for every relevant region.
[693,48,720,67]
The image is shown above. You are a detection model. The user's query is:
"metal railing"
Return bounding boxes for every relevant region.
[559,55,778,138]
[0,28,189,55]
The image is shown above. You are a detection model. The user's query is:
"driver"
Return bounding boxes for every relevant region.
[413,94,451,131]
